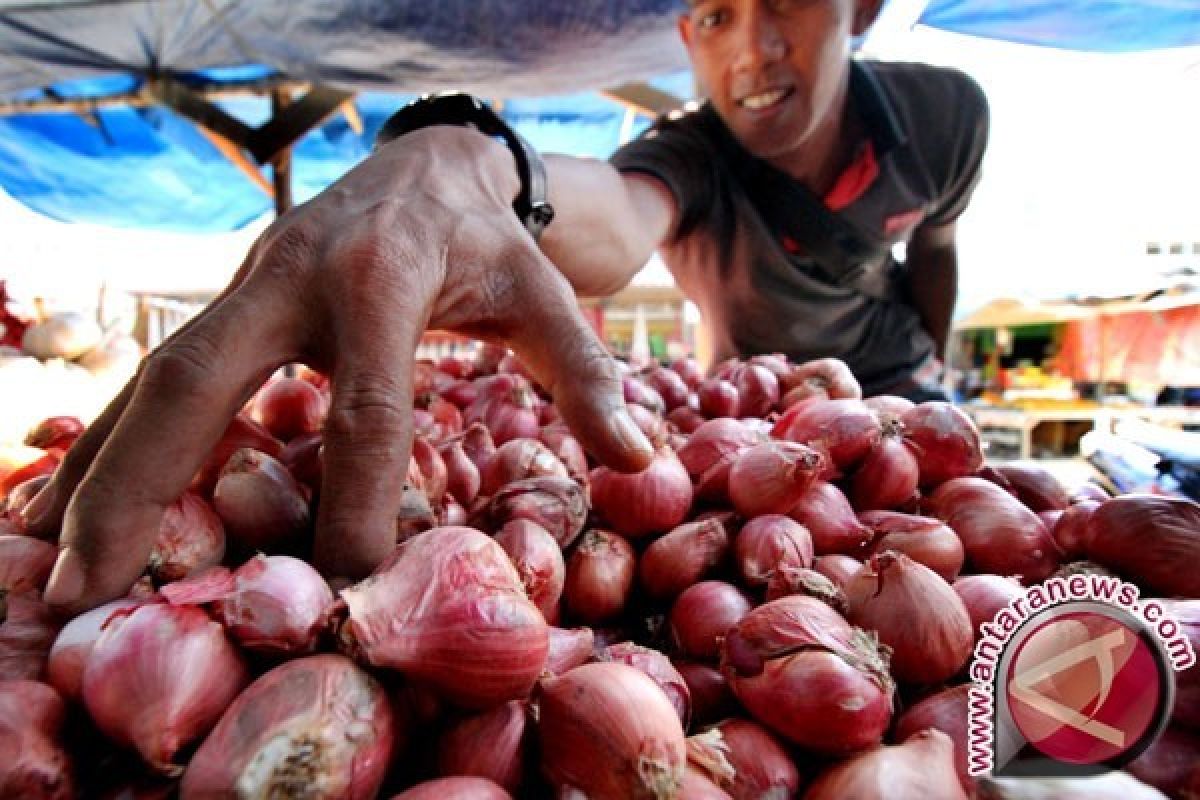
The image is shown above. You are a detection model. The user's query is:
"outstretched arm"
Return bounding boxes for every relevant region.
[30,126,677,614]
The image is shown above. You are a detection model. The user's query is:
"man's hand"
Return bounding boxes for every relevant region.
[906,221,959,361]
[27,127,654,615]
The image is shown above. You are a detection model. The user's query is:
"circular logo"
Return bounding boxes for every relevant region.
[1004,605,1172,767]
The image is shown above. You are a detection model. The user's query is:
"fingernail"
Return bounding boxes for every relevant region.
[611,409,654,458]
[22,485,55,530]
[44,547,86,609]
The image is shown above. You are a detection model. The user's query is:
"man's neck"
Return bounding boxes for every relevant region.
[765,72,862,197]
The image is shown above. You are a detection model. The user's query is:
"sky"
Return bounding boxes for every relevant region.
[0,3,1197,319]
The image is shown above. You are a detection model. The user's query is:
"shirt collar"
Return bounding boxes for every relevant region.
[849,59,906,156]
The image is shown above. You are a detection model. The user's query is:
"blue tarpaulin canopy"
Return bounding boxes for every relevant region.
[918,0,1200,53]
[0,0,692,231]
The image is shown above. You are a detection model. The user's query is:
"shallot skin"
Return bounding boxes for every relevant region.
[181,654,395,799]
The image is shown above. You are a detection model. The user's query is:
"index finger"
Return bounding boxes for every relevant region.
[43,287,299,614]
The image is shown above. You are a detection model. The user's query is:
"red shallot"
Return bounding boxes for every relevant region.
[437,700,528,793]
[565,530,637,624]
[212,554,333,655]
[83,602,249,772]
[495,519,566,621]
[538,661,686,800]
[639,518,730,601]
[0,679,74,799]
[803,729,968,800]
[670,581,753,662]
[147,491,225,584]
[901,402,983,488]
[859,510,965,583]
[181,654,395,799]
[844,551,973,685]
[590,447,693,538]
[336,527,548,709]
[1084,494,1200,597]
[733,514,813,589]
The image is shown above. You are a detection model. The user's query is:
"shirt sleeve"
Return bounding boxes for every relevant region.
[610,109,726,243]
[923,70,990,227]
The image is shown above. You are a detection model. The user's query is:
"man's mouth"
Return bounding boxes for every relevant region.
[737,87,791,111]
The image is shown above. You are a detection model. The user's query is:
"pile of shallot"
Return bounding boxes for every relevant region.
[1,349,1198,799]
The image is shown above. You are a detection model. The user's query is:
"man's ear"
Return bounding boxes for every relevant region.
[852,0,886,36]
[677,13,695,54]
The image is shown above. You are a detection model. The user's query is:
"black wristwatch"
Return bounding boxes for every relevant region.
[376,92,555,240]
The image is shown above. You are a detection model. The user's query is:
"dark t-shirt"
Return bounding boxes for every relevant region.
[610,59,989,396]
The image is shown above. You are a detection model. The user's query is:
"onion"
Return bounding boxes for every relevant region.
[461,423,497,475]
[644,366,691,411]
[181,654,395,799]
[1084,495,1200,596]
[1159,599,1200,734]
[781,357,861,400]
[625,376,666,415]
[859,511,965,582]
[0,679,74,799]
[83,603,248,772]
[685,718,800,800]
[850,416,919,511]
[147,491,225,584]
[411,436,448,506]
[212,447,311,554]
[732,364,780,418]
[804,730,968,800]
[1070,482,1111,504]
[928,477,1060,583]
[469,383,541,445]
[495,519,566,621]
[900,402,983,488]
[894,684,974,792]
[1049,499,1099,559]
[210,554,333,655]
[788,482,872,555]
[0,534,57,594]
[628,403,670,446]
[733,514,813,589]
[720,596,894,753]
[0,452,58,503]
[191,413,284,497]
[639,518,730,601]
[673,661,739,727]
[392,777,512,799]
[729,441,823,518]
[417,395,464,441]
[670,581,753,662]
[336,527,548,709]
[764,565,848,612]
[1126,725,1200,799]
[564,530,637,625]
[440,439,482,507]
[545,626,595,675]
[994,463,1070,512]
[813,554,863,589]
[590,448,693,538]
[254,376,328,441]
[953,575,1024,643]
[666,406,706,435]
[771,398,880,474]
[863,394,915,416]
[538,661,686,799]
[46,597,143,701]
[698,379,739,419]
[0,474,51,535]
[281,431,323,492]
[488,476,588,549]
[845,551,973,685]
[437,701,528,793]
[671,357,705,390]
[676,419,761,481]
[538,424,590,487]
[479,438,566,497]
[679,766,735,799]
[23,415,84,452]
[601,642,692,726]
[0,590,60,680]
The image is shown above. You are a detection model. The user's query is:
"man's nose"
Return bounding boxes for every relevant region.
[732,9,787,71]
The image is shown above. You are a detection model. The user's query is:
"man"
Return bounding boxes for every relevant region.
[31,0,987,613]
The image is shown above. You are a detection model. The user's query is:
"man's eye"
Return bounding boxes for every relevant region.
[698,9,728,29]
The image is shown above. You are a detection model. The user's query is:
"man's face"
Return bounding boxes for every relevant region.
[679,0,872,160]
